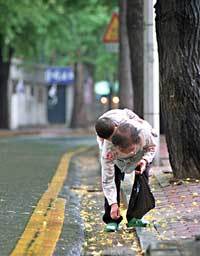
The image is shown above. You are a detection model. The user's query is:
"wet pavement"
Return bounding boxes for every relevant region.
[0,130,200,255]
[0,133,96,256]
[0,137,66,255]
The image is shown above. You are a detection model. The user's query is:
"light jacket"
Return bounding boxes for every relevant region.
[100,118,157,206]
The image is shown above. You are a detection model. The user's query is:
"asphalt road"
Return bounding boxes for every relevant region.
[0,135,96,256]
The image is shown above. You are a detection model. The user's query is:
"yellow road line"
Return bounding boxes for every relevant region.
[11,148,86,256]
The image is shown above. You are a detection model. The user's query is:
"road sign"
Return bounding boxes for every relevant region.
[103,13,119,43]
[45,67,74,85]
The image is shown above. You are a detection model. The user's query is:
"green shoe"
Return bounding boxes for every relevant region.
[104,222,119,232]
[127,218,149,228]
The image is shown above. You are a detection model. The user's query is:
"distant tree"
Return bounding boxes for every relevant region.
[0,0,50,128]
[63,4,116,127]
[127,0,144,117]
[0,0,117,128]
[155,0,200,178]
[0,0,73,128]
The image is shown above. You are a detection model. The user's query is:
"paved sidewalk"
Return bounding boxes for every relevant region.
[150,136,200,239]
[136,136,200,254]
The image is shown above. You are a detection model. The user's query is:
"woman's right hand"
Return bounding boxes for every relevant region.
[110,203,120,220]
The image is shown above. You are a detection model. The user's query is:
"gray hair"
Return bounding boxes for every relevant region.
[112,123,141,148]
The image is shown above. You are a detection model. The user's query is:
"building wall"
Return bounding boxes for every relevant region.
[9,59,48,129]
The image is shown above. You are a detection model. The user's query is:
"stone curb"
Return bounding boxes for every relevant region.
[120,182,160,254]
[0,130,41,137]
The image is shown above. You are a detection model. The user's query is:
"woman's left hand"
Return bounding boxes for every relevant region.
[135,159,147,174]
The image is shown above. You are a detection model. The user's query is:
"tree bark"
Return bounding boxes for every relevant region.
[84,63,95,123]
[118,0,133,110]
[0,46,13,129]
[70,62,87,128]
[155,0,200,178]
[127,0,144,117]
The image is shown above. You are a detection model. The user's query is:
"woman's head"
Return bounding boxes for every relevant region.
[112,123,141,154]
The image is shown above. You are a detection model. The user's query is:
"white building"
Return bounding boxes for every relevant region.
[8,59,73,129]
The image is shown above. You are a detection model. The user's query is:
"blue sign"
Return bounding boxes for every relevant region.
[45,67,74,85]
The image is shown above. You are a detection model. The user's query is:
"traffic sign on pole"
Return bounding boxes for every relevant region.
[103,13,119,43]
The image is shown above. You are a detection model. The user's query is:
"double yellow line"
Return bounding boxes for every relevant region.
[11,148,86,256]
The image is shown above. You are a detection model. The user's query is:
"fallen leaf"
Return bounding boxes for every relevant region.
[192,202,198,206]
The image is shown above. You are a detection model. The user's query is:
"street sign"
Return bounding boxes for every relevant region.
[45,67,74,85]
[103,13,119,43]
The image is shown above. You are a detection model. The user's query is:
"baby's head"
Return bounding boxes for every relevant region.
[95,117,115,139]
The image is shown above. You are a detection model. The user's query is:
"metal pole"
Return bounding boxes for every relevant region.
[143,0,160,165]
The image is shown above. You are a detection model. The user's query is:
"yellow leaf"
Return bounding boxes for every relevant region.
[88,238,96,242]
[192,192,198,197]
[92,251,102,256]
[161,223,167,228]
[89,246,96,250]
[107,239,113,244]
[192,202,198,206]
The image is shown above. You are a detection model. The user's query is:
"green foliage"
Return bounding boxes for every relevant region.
[0,0,118,80]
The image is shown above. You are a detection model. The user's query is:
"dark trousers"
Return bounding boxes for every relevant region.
[102,164,150,224]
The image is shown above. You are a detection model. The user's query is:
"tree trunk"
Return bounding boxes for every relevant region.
[70,62,87,128]
[0,47,13,129]
[155,0,200,178]
[84,63,96,123]
[127,0,144,117]
[118,0,133,110]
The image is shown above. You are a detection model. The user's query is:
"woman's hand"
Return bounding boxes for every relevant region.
[135,159,147,174]
[110,203,120,220]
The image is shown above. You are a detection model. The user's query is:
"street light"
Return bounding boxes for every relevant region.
[112,96,119,104]
[100,96,108,105]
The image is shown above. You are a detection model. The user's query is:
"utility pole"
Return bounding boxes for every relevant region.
[143,0,160,164]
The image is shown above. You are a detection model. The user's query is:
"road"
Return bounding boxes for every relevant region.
[0,134,96,256]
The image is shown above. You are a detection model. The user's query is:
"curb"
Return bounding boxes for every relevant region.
[0,130,41,138]
[135,226,159,253]
[120,184,160,254]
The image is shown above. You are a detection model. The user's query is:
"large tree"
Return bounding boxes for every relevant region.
[127,0,144,117]
[155,0,200,178]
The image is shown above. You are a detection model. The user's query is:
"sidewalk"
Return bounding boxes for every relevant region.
[151,136,200,239]
[75,135,200,255]
[136,136,200,255]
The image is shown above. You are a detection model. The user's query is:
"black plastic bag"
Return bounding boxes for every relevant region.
[126,173,155,221]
